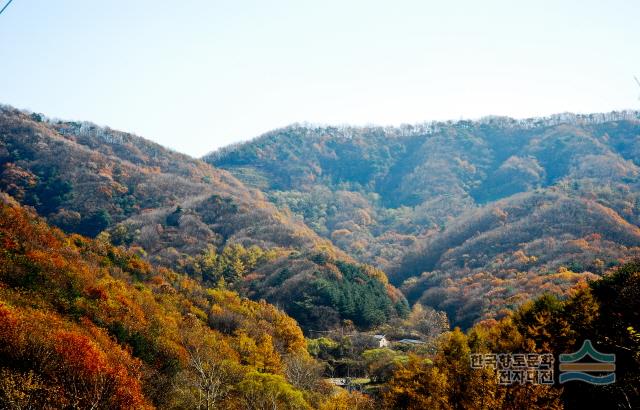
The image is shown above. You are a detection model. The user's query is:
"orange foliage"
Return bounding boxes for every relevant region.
[0,196,315,407]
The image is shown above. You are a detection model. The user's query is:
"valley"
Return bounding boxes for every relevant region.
[1,105,639,409]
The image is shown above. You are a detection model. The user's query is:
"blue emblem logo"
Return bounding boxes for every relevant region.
[559,340,615,384]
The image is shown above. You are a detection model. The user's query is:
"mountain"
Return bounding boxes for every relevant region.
[2,104,640,409]
[207,111,640,327]
[0,105,406,331]
[4,185,638,409]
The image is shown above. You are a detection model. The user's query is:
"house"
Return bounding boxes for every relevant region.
[373,334,389,348]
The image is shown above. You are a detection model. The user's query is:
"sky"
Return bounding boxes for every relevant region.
[1,0,639,157]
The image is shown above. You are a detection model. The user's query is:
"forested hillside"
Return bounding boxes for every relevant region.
[2,104,640,409]
[208,112,640,327]
[0,106,406,331]
[3,188,638,409]
[0,193,379,408]
[5,103,639,331]
[380,261,640,409]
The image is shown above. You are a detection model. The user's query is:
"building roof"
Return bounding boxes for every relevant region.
[397,338,425,344]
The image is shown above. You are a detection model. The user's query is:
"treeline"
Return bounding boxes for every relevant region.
[210,112,640,263]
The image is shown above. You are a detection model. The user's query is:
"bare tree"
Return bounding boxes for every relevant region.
[175,317,242,409]
[282,353,323,391]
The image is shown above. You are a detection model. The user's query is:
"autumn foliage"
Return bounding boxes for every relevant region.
[0,106,404,333]
[382,262,640,409]
[0,194,352,408]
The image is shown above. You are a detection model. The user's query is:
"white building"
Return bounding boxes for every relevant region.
[373,334,389,348]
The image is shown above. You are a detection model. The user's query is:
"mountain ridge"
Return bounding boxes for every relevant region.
[0,104,407,332]
[4,103,640,329]
[208,112,640,327]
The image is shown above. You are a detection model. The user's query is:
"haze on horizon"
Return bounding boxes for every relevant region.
[1,0,639,157]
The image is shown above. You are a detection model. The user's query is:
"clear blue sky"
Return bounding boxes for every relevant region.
[1,0,639,156]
